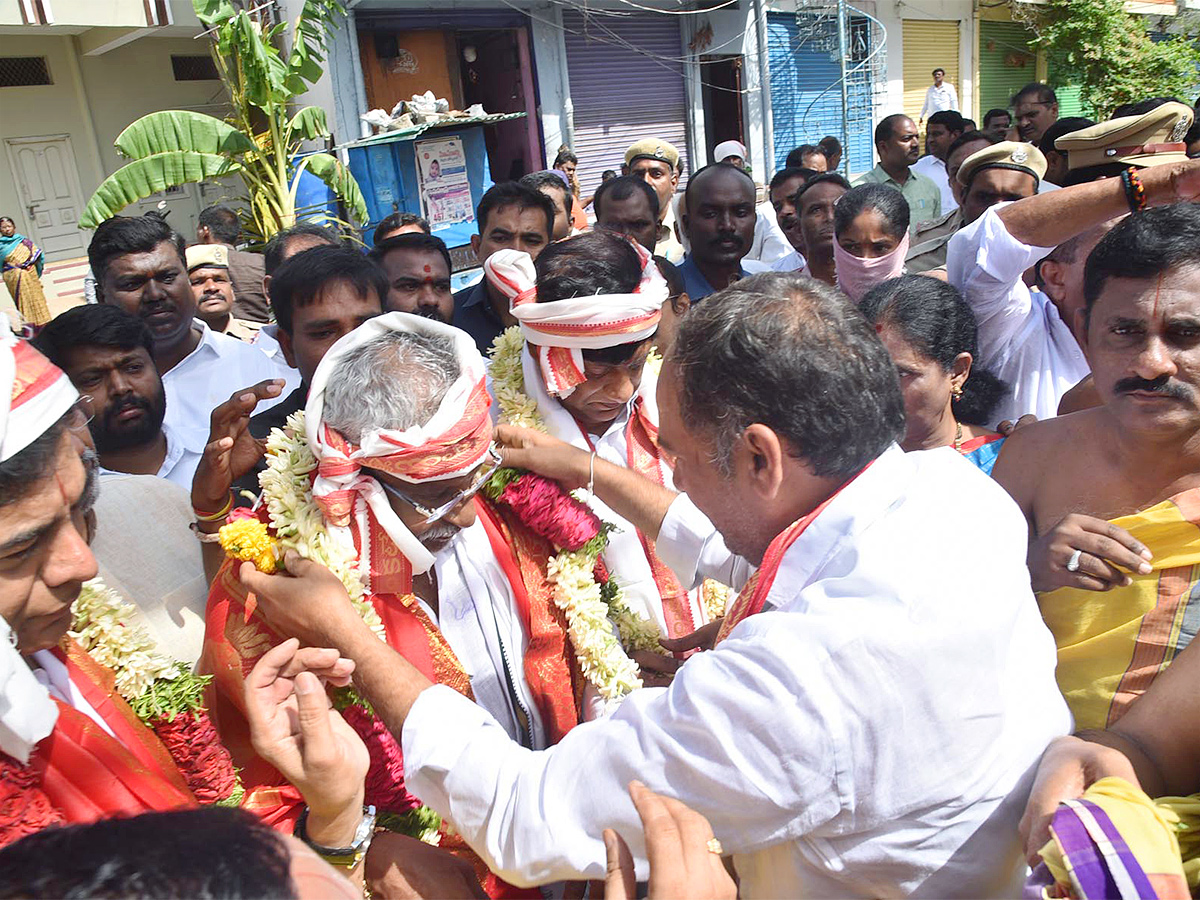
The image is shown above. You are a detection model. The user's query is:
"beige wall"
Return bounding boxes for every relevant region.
[0,33,233,259]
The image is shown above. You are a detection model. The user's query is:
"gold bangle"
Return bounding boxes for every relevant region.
[193,493,233,522]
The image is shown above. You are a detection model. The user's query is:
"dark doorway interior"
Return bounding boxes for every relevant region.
[701,55,746,160]
[456,29,541,181]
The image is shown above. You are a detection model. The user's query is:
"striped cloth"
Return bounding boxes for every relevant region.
[1038,488,1200,731]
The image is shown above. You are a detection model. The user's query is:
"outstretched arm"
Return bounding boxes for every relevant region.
[997,158,1200,249]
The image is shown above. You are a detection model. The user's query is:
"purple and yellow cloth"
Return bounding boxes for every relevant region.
[1028,777,1200,899]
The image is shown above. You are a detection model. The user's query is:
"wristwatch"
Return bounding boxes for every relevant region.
[295,804,377,868]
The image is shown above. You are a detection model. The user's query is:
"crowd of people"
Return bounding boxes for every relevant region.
[3,78,1200,899]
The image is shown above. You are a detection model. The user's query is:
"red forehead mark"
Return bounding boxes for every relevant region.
[423,264,431,273]
[55,473,69,503]
[1153,270,1163,320]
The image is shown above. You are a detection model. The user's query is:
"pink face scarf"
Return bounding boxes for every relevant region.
[833,230,910,302]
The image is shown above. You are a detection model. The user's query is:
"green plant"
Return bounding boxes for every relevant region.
[80,0,366,240]
[1016,0,1200,120]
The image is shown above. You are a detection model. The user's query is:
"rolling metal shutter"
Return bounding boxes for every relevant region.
[766,13,874,175]
[562,10,689,196]
[902,19,960,124]
[978,20,1037,117]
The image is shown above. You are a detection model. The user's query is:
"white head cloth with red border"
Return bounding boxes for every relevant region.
[305,313,492,578]
[0,332,78,762]
[484,238,668,398]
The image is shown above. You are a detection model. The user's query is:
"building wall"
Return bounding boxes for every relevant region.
[872,0,975,126]
[0,33,232,257]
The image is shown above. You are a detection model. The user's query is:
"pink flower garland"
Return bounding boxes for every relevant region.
[340,704,423,814]
[497,473,603,551]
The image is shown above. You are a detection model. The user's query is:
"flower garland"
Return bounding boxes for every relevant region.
[220,410,385,643]
[69,578,243,805]
[483,469,642,702]
[490,328,668,658]
[218,412,438,842]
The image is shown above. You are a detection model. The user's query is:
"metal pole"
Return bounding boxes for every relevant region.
[836,0,851,176]
[753,0,775,177]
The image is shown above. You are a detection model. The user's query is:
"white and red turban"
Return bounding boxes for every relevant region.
[305,312,492,576]
[0,331,78,464]
[484,239,668,397]
[0,333,77,762]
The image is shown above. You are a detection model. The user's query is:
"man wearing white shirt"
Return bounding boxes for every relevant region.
[244,271,1070,898]
[88,215,297,445]
[911,110,965,212]
[31,303,214,491]
[919,67,959,123]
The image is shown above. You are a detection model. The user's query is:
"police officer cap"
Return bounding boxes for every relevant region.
[1056,102,1193,170]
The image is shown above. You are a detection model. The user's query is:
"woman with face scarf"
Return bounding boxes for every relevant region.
[832,185,910,302]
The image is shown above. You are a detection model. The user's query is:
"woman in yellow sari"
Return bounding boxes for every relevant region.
[0,216,51,327]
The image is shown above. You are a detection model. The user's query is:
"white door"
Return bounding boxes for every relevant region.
[5,134,87,260]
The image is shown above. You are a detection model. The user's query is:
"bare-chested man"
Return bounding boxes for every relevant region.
[993,163,1200,733]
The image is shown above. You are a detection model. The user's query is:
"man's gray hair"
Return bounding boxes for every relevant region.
[322,331,460,442]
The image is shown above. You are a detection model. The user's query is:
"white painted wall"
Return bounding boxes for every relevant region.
[0,33,233,257]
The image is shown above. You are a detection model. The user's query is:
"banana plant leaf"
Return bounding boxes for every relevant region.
[286,106,330,141]
[294,153,368,226]
[114,110,256,160]
[81,152,242,228]
[193,0,236,28]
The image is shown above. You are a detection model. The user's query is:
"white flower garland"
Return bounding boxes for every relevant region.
[259,412,386,643]
[70,578,182,703]
[493,330,731,634]
[491,329,668,696]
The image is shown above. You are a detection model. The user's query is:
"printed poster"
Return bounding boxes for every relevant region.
[414,137,473,228]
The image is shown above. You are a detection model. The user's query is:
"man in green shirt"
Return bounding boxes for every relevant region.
[854,114,941,231]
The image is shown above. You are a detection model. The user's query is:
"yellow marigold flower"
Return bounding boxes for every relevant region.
[218,518,280,574]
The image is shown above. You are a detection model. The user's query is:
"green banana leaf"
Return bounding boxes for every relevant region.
[192,0,236,28]
[295,153,368,226]
[114,110,256,160]
[81,152,242,228]
[287,106,330,141]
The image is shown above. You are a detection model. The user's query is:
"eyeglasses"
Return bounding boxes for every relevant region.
[376,444,503,526]
[66,395,95,435]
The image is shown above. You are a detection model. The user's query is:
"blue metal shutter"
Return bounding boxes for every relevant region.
[766,13,874,175]
[562,10,690,196]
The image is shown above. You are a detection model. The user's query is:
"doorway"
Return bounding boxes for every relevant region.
[456,29,541,181]
[701,55,746,162]
[5,134,87,261]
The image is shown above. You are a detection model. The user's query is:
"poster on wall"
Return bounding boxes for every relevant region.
[414,137,473,228]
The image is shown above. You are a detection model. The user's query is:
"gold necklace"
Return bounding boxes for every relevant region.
[954,420,963,453]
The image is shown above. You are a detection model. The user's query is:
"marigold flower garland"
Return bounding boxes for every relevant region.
[69,578,243,805]
[219,412,438,842]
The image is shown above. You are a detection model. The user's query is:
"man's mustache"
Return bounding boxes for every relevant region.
[708,233,745,249]
[103,395,151,425]
[1114,374,1195,401]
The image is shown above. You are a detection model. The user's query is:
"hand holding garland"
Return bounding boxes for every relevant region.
[192,380,284,583]
[495,424,678,544]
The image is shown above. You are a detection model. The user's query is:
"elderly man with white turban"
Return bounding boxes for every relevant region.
[201,312,601,893]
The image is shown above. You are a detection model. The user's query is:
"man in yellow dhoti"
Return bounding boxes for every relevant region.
[0,216,50,328]
[994,165,1200,731]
